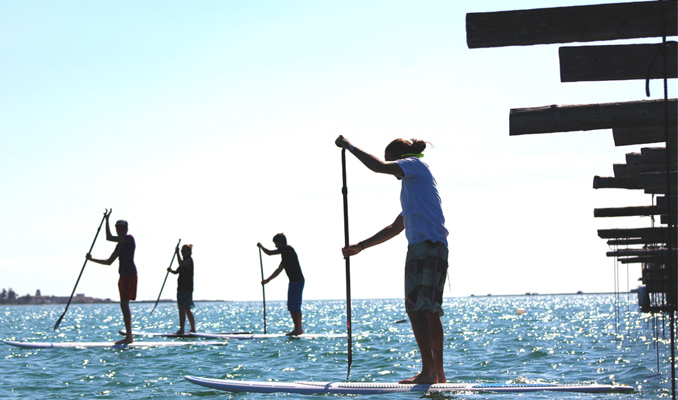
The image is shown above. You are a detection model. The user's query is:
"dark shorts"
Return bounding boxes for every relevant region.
[404,241,448,316]
[177,290,194,309]
[287,281,304,312]
[118,274,138,302]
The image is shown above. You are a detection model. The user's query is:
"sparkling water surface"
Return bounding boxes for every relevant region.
[1,295,673,399]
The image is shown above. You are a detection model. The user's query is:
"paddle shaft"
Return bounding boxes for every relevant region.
[150,238,181,315]
[54,209,108,330]
[258,247,267,334]
[341,148,353,381]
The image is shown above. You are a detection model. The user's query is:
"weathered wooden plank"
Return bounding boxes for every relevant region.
[641,171,678,190]
[593,175,641,189]
[592,175,673,193]
[466,1,677,49]
[619,255,668,264]
[613,125,678,146]
[608,238,661,245]
[607,249,668,257]
[642,147,677,164]
[613,163,630,178]
[598,227,676,241]
[595,205,669,218]
[559,42,678,82]
[510,99,677,136]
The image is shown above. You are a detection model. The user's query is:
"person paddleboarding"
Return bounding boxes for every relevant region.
[335,135,449,384]
[86,212,138,344]
[258,234,305,336]
[167,244,196,335]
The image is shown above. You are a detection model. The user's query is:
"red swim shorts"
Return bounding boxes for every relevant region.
[118,274,138,301]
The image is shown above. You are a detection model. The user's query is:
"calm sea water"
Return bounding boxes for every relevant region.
[0,294,673,399]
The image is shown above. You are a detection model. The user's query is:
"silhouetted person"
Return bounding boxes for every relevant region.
[87,212,138,344]
[167,244,196,334]
[258,233,305,335]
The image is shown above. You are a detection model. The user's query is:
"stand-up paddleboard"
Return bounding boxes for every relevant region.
[4,340,226,349]
[189,332,347,340]
[119,330,193,338]
[119,330,252,338]
[184,376,634,395]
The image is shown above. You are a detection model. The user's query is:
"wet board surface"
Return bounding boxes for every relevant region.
[4,340,226,349]
[188,332,346,340]
[184,376,634,394]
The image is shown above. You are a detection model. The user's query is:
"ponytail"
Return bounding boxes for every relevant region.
[385,138,428,159]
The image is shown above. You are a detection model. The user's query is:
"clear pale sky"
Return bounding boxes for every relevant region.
[1,0,672,303]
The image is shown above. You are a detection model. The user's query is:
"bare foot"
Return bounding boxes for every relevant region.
[398,372,438,385]
[115,337,133,345]
[285,330,303,336]
[188,329,196,333]
[174,330,185,336]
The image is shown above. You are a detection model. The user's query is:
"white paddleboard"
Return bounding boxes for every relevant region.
[184,376,634,394]
[119,330,252,338]
[119,330,193,338]
[3,340,226,349]
[189,332,346,340]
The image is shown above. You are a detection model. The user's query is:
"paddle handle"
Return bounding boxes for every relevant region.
[150,238,181,315]
[341,149,353,381]
[258,247,267,334]
[54,209,109,330]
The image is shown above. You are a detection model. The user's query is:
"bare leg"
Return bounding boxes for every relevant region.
[286,311,303,335]
[427,312,446,383]
[116,300,134,344]
[186,307,196,332]
[175,307,186,335]
[399,311,445,384]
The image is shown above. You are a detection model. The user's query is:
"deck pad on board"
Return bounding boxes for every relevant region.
[184,376,634,394]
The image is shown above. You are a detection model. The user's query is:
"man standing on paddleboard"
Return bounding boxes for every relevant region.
[258,234,305,336]
[336,135,449,385]
[87,212,138,344]
[167,244,196,335]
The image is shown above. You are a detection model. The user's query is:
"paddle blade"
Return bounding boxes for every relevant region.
[53,313,65,331]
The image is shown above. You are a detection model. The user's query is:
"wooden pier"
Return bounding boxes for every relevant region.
[467,0,676,396]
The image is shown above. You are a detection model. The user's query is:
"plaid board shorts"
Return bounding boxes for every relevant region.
[404,241,449,316]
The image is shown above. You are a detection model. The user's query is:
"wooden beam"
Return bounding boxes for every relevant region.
[510,99,677,136]
[560,42,678,82]
[625,152,677,174]
[595,205,669,218]
[621,148,677,175]
[640,171,678,190]
[608,238,659,245]
[642,147,677,164]
[613,163,629,178]
[613,125,678,146]
[598,227,676,241]
[619,255,668,264]
[466,1,677,49]
[607,249,668,257]
[593,175,641,189]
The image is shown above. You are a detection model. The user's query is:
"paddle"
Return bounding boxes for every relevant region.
[258,247,268,334]
[340,148,353,381]
[150,239,181,315]
[54,209,110,331]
